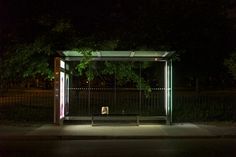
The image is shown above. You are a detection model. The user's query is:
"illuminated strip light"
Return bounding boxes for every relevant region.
[162,51,169,57]
[60,60,65,69]
[130,51,135,57]
[170,59,173,123]
[96,51,101,57]
[164,61,168,116]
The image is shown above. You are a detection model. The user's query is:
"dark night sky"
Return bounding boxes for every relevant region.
[1,0,235,48]
[1,0,235,40]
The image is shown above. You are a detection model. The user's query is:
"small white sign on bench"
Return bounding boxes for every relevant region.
[101,106,109,115]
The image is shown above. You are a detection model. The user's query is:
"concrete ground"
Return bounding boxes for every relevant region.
[1,123,236,140]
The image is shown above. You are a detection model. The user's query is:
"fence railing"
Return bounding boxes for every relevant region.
[0,89,235,123]
[0,90,54,123]
[173,94,236,122]
[69,88,165,116]
[69,88,236,122]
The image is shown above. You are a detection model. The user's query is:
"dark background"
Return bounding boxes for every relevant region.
[0,0,236,90]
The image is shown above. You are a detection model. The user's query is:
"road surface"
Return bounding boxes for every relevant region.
[1,139,236,157]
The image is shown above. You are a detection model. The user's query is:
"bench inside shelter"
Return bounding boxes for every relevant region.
[91,113,140,126]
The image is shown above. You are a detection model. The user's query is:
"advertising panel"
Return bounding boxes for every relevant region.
[65,74,69,115]
[60,71,65,119]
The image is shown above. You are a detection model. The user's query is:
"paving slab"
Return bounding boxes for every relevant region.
[197,124,236,137]
[162,123,213,136]
[26,123,215,138]
[1,123,236,140]
[0,125,36,136]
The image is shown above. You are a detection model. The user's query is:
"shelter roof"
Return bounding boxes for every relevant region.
[60,50,174,61]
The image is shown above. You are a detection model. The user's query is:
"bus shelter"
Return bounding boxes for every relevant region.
[54,51,174,125]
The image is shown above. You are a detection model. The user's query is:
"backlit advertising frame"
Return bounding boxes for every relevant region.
[54,57,70,125]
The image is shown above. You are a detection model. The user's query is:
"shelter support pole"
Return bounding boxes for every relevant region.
[139,62,142,116]
[114,67,117,108]
[165,59,173,125]
[88,64,91,116]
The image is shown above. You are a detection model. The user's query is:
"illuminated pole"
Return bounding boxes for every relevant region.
[164,61,168,119]
[139,62,142,116]
[168,59,173,124]
[114,67,117,107]
[170,59,173,124]
[165,59,173,125]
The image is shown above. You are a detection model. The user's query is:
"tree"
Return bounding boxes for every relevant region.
[0,16,82,88]
[0,16,153,91]
[0,0,234,89]
[74,48,153,95]
[225,51,236,80]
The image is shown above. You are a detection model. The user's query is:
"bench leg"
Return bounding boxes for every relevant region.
[91,116,94,126]
[137,116,140,126]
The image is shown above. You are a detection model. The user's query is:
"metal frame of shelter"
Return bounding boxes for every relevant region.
[54,51,174,125]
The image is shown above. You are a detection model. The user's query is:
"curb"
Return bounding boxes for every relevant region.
[1,135,236,141]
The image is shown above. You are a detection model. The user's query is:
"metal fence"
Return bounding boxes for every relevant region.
[0,90,54,122]
[69,88,236,122]
[173,94,236,122]
[69,88,165,116]
[0,89,236,123]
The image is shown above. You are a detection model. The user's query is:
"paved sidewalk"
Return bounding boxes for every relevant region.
[1,123,236,140]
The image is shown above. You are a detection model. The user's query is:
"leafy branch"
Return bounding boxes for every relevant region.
[75,52,152,96]
[74,48,94,80]
[225,51,236,80]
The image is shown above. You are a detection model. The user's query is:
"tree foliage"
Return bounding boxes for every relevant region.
[74,49,152,95]
[101,61,152,95]
[225,51,236,80]
[0,17,76,82]
[0,0,235,89]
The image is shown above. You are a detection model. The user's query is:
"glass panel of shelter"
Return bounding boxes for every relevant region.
[68,61,166,118]
[140,62,165,116]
